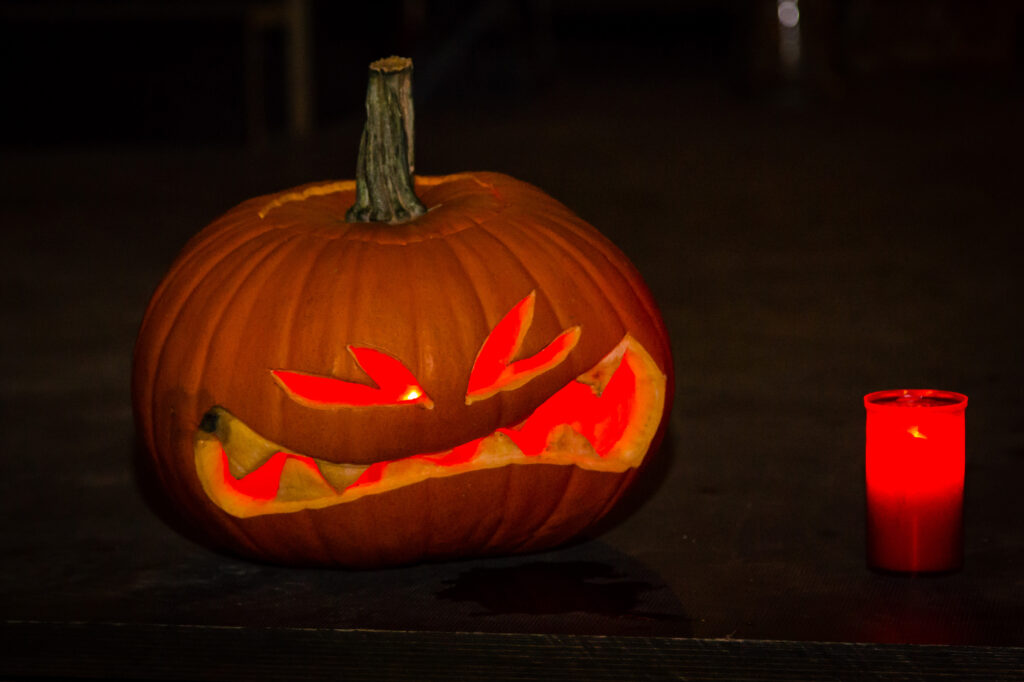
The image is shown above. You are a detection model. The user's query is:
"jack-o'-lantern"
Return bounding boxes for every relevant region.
[132,57,673,567]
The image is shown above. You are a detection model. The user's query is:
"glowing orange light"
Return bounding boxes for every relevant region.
[206,337,655,515]
[466,291,581,404]
[864,389,967,573]
[273,346,433,408]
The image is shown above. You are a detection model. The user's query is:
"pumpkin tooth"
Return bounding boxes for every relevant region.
[468,431,523,467]
[576,339,628,396]
[315,458,370,491]
[545,424,599,462]
[200,406,279,477]
[275,456,339,501]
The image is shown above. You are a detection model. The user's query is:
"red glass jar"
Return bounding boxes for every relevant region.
[864,389,968,573]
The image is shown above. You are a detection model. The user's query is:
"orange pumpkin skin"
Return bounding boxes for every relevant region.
[133,172,672,567]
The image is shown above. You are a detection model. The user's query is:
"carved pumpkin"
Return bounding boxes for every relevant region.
[132,58,673,567]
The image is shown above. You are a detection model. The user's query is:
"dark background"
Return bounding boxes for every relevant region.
[2,0,1023,676]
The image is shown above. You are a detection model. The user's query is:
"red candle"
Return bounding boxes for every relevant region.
[864,389,968,573]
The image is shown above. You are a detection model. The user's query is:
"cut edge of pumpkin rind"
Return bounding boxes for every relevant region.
[193,335,666,519]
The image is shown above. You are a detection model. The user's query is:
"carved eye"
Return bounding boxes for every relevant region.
[465,291,581,405]
[273,346,433,409]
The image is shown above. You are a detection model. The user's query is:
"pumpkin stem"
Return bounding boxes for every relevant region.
[346,56,427,224]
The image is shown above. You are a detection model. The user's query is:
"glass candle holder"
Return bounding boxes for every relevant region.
[864,389,968,573]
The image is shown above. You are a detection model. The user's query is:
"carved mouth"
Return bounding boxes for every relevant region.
[194,335,666,518]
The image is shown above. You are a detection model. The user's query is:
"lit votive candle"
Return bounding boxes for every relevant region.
[864,389,968,573]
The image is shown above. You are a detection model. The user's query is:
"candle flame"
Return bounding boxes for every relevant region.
[907,425,927,439]
[399,387,423,402]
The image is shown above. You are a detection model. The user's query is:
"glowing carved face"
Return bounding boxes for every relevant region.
[193,291,667,518]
